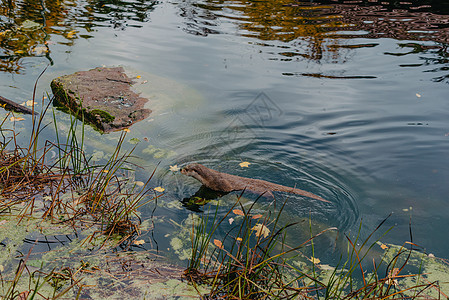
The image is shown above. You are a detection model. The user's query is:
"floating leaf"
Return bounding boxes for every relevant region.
[67,30,77,39]
[154,186,165,192]
[236,237,242,242]
[129,138,140,144]
[26,100,37,106]
[33,46,48,55]
[135,181,145,187]
[239,161,251,168]
[380,243,388,250]
[310,257,321,264]
[169,165,180,172]
[228,218,234,225]
[123,128,130,132]
[14,50,25,54]
[416,93,422,98]
[10,116,25,122]
[233,209,245,216]
[102,169,109,173]
[252,223,270,238]
[20,20,41,31]
[133,239,145,245]
[213,239,224,249]
[136,75,142,79]
[252,214,263,219]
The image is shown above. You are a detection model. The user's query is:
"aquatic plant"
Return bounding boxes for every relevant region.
[184,197,445,299]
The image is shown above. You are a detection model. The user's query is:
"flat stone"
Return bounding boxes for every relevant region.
[51,66,151,133]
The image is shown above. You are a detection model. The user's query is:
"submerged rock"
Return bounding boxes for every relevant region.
[51,66,151,133]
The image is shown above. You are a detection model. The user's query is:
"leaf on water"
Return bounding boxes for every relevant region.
[154,186,165,192]
[20,20,41,31]
[67,30,77,39]
[228,217,234,225]
[123,128,130,132]
[33,46,48,55]
[310,257,321,264]
[252,223,270,238]
[14,50,25,54]
[233,209,245,216]
[380,243,388,250]
[236,237,242,242]
[133,239,145,245]
[26,100,37,106]
[136,75,142,79]
[135,181,145,187]
[252,214,263,219]
[102,170,109,173]
[10,116,25,122]
[239,161,251,168]
[213,239,224,249]
[129,138,140,144]
[169,165,180,172]
[416,93,422,98]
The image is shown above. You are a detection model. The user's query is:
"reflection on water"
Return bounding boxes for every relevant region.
[175,0,449,80]
[1,0,449,260]
[0,0,157,73]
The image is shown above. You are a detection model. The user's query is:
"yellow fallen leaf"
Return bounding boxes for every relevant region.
[123,128,130,132]
[236,237,242,242]
[239,161,251,168]
[26,100,37,106]
[310,257,321,264]
[15,50,25,54]
[154,186,165,192]
[233,209,245,216]
[102,169,109,173]
[380,243,388,250]
[169,165,180,172]
[10,116,25,122]
[136,75,142,79]
[252,214,263,219]
[133,239,145,245]
[252,223,270,238]
[67,30,77,39]
[213,239,224,249]
[135,181,145,187]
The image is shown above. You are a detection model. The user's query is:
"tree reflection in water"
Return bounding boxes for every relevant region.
[0,0,158,73]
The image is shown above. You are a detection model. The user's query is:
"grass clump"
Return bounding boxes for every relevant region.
[184,197,446,299]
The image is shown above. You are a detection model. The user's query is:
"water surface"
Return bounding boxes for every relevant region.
[1,0,449,259]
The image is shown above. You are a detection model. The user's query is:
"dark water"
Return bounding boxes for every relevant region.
[1,0,449,259]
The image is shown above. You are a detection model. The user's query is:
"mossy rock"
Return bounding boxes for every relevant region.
[51,66,151,133]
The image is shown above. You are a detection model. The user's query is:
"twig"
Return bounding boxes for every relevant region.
[0,95,38,115]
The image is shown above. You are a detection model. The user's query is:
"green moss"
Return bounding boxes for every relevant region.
[90,109,115,123]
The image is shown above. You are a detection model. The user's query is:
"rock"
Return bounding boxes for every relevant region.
[51,66,151,133]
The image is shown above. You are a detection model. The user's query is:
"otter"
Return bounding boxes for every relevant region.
[181,163,329,203]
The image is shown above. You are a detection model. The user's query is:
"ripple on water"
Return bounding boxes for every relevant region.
[156,127,361,233]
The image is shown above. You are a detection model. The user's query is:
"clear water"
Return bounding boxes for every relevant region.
[1,0,449,259]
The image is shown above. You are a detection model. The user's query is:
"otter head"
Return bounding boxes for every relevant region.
[181,163,210,183]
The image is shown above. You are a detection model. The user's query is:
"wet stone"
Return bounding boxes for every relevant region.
[51,66,151,133]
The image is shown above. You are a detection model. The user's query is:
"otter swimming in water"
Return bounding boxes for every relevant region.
[181,163,329,203]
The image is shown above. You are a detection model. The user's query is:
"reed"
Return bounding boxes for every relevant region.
[184,197,442,299]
